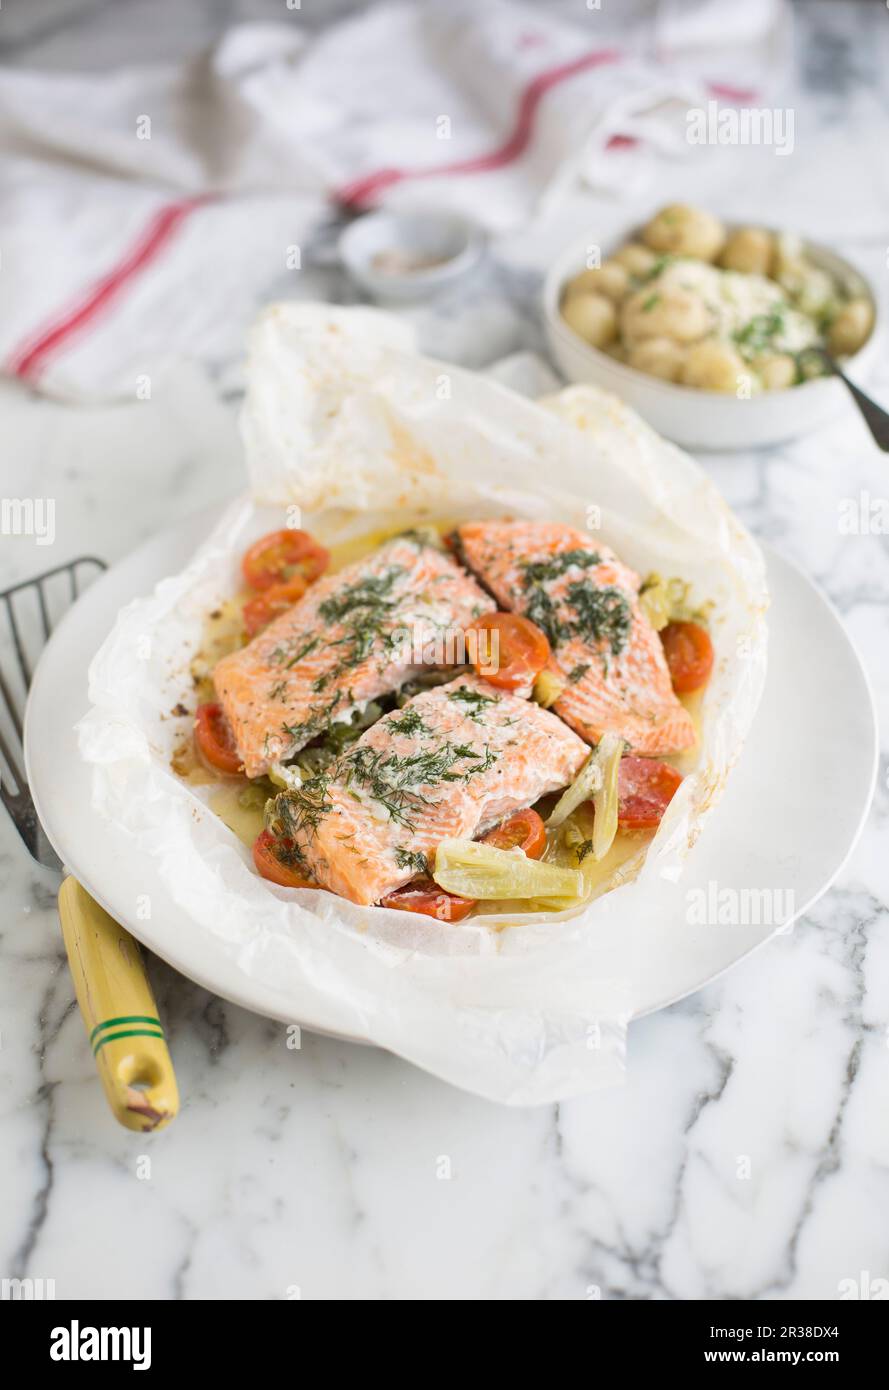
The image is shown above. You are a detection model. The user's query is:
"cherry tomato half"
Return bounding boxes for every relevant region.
[617,756,683,830]
[243,575,309,636]
[660,620,714,694]
[194,702,242,775]
[242,529,330,592]
[252,830,317,889]
[380,878,476,923]
[481,807,547,859]
[466,612,551,691]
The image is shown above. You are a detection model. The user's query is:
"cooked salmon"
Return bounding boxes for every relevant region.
[457,520,695,755]
[273,674,589,905]
[214,535,495,777]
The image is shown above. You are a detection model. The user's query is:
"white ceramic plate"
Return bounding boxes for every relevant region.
[543,230,881,451]
[25,505,877,1036]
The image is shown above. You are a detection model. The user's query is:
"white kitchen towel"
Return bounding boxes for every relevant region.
[0,0,788,402]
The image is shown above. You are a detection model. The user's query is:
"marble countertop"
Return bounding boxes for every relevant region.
[1,0,888,1300]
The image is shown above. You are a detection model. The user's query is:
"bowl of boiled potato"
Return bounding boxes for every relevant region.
[543,203,878,450]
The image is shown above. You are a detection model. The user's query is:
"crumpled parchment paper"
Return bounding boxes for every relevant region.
[78,303,768,1104]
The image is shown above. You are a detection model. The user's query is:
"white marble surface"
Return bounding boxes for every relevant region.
[1,0,888,1300]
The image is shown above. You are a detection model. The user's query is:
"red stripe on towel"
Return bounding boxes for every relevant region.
[8,194,213,382]
[707,82,759,104]
[333,48,623,209]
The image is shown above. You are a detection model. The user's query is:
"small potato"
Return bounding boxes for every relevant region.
[564,260,630,304]
[758,354,797,391]
[795,266,836,318]
[561,292,618,348]
[681,340,749,394]
[620,283,711,347]
[720,227,774,276]
[773,243,835,317]
[642,203,726,263]
[627,337,686,382]
[612,242,658,278]
[827,298,874,356]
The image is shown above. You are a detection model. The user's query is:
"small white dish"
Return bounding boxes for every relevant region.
[543,230,881,451]
[338,210,484,301]
[24,504,877,1038]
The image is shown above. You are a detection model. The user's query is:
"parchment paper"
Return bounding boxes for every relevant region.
[78,303,768,1104]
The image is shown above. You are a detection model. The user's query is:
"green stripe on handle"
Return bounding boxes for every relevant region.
[89,1014,161,1046]
[93,1027,164,1057]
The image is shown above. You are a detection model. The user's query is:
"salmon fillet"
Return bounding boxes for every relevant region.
[214,535,495,777]
[457,520,695,756]
[272,674,588,906]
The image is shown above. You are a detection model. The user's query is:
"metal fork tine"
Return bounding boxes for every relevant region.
[36,578,51,642]
[0,555,106,868]
[0,713,23,792]
[0,661,24,743]
[2,557,106,603]
[5,593,32,688]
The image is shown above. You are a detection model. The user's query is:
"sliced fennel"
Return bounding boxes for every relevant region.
[327,700,384,749]
[547,733,623,858]
[433,838,583,901]
[532,668,566,709]
[269,761,303,791]
[523,896,587,913]
[547,752,603,828]
[592,732,622,861]
[639,573,689,630]
[561,823,593,863]
[639,572,713,632]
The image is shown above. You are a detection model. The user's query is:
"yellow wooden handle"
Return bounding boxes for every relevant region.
[58,877,179,1132]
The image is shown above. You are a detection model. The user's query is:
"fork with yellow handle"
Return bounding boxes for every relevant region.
[58,878,179,1132]
[0,559,179,1133]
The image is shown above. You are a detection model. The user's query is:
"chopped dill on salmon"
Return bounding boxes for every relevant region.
[457,520,695,755]
[268,674,588,905]
[213,534,495,777]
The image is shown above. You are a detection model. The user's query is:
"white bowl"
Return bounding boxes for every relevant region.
[339,211,484,302]
[543,230,881,451]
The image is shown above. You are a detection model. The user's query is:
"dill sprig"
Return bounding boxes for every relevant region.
[520,549,600,586]
[340,740,498,830]
[315,565,405,686]
[637,253,673,284]
[733,308,786,358]
[522,585,570,648]
[518,549,602,649]
[565,580,632,656]
[269,634,320,670]
[269,775,334,847]
[446,686,500,720]
[393,847,430,875]
[387,707,432,737]
[318,565,403,624]
[281,689,347,749]
[517,548,631,657]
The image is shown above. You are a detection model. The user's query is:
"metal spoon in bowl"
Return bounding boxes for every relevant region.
[801,348,889,452]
